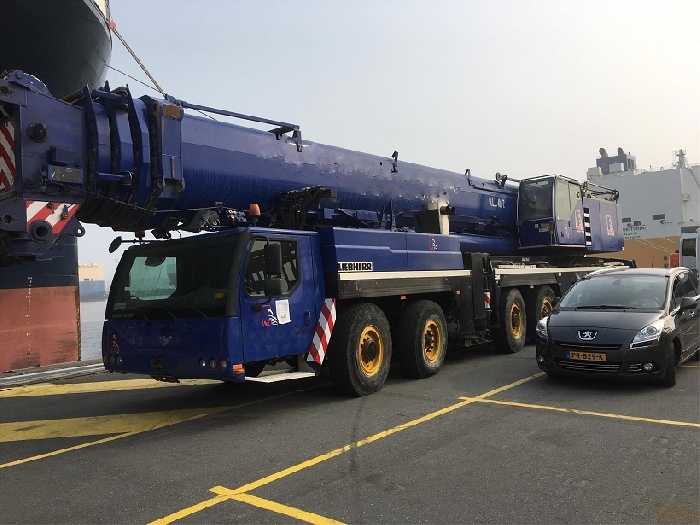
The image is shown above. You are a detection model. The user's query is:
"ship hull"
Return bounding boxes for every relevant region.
[79,280,107,302]
[0,238,81,371]
[0,286,80,371]
[0,0,111,98]
[0,1,110,370]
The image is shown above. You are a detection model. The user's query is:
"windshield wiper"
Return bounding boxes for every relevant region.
[575,305,628,310]
[181,304,210,321]
[129,304,178,320]
[130,307,150,320]
[151,305,179,320]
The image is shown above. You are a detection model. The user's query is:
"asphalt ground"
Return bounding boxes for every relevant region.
[1,344,698,524]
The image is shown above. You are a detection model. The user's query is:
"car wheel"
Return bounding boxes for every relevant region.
[658,346,676,388]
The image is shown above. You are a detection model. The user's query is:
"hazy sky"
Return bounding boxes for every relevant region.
[79,0,700,281]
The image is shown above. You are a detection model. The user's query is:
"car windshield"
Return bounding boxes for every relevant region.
[559,273,668,310]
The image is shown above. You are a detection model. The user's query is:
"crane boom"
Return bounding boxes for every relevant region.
[0,71,622,265]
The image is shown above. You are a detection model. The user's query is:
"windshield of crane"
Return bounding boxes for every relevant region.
[106,234,240,320]
[519,178,554,222]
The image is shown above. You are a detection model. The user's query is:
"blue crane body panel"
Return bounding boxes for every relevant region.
[318,227,464,273]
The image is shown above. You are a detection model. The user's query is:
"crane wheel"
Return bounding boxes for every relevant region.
[525,286,555,342]
[492,288,526,354]
[327,303,392,396]
[397,300,447,378]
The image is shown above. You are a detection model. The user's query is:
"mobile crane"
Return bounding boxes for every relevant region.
[0,71,629,395]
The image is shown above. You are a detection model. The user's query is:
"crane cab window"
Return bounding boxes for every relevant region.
[107,234,239,319]
[244,239,300,297]
[554,179,581,221]
[519,178,554,222]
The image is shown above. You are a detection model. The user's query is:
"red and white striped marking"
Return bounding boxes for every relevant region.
[307,298,337,365]
[26,200,80,234]
[0,120,15,191]
[484,291,491,310]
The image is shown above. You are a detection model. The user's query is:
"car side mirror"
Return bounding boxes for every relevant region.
[552,297,561,308]
[679,296,698,311]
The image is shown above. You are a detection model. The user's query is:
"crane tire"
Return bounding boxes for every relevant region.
[397,300,447,379]
[525,286,555,342]
[327,303,392,396]
[492,288,526,354]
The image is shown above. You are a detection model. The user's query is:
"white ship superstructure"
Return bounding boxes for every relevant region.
[587,149,700,268]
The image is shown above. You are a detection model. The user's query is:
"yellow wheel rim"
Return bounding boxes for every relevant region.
[358,325,384,376]
[423,320,443,364]
[540,297,554,319]
[510,302,523,339]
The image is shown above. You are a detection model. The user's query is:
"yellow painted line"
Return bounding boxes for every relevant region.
[227,492,344,525]
[474,372,545,398]
[0,391,305,470]
[148,495,230,525]
[0,378,221,398]
[149,373,542,524]
[0,431,142,469]
[462,397,700,428]
[0,407,229,443]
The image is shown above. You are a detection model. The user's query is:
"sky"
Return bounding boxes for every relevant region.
[78,0,700,283]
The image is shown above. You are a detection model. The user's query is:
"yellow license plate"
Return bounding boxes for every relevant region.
[568,351,606,362]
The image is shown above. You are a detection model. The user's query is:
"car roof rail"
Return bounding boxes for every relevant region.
[586,265,630,278]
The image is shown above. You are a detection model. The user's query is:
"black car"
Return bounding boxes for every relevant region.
[536,267,700,387]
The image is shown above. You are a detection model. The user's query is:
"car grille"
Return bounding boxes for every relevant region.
[554,359,620,373]
[553,341,622,351]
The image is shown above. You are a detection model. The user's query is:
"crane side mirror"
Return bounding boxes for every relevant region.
[264,242,282,276]
[263,278,284,297]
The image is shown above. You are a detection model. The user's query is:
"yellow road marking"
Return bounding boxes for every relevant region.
[149,373,543,524]
[0,407,229,442]
[0,392,303,470]
[461,397,700,428]
[1,431,142,469]
[227,492,344,525]
[0,378,221,398]
[148,494,229,525]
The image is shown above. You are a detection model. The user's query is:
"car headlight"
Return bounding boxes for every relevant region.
[536,316,549,342]
[630,319,665,349]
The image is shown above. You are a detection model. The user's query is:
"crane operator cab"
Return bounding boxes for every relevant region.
[517,175,624,254]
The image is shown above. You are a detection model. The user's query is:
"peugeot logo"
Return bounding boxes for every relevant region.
[577,330,598,341]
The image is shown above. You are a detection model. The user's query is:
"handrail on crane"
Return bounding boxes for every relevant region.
[166,96,304,152]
